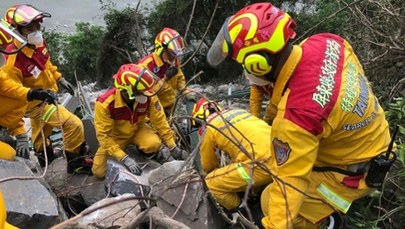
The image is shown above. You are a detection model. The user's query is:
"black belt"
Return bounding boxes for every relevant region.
[313,166,367,176]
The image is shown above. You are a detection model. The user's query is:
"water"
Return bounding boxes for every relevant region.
[0,0,154,33]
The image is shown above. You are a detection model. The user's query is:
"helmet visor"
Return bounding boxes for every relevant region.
[133,68,162,97]
[206,17,232,68]
[166,35,186,57]
[0,19,27,54]
[13,5,51,27]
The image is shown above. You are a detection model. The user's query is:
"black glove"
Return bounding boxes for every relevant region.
[121,155,142,175]
[27,89,58,104]
[170,146,188,160]
[15,134,30,159]
[165,66,178,79]
[58,77,75,95]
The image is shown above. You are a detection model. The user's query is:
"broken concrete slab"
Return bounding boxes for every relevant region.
[105,159,151,198]
[148,160,226,229]
[63,193,142,228]
[0,159,64,229]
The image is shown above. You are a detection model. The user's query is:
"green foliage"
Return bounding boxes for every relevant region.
[63,23,104,84]
[97,7,146,88]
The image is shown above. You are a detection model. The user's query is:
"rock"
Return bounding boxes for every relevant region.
[148,161,225,229]
[0,159,64,228]
[104,158,152,198]
[73,193,141,228]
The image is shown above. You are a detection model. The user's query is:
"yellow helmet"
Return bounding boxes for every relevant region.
[191,98,222,127]
[113,64,159,100]
[206,3,296,76]
[154,27,186,57]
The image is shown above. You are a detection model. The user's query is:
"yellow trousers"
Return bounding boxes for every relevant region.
[26,103,84,153]
[0,142,16,161]
[205,159,273,210]
[0,191,19,229]
[92,122,162,178]
[261,170,372,228]
[0,95,27,136]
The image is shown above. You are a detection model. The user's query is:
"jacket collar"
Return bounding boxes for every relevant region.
[152,52,165,67]
[270,45,303,107]
[114,89,127,108]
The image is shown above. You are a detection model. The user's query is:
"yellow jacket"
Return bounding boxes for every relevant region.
[199,108,272,174]
[94,88,176,160]
[3,42,61,111]
[0,69,29,136]
[262,33,391,228]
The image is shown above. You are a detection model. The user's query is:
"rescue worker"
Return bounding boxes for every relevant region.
[206,2,393,228]
[192,98,273,212]
[92,63,187,179]
[137,27,195,118]
[2,4,91,172]
[0,191,18,229]
[245,70,274,123]
[0,19,56,161]
[1,20,56,229]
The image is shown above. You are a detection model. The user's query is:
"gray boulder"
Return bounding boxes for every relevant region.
[0,159,64,229]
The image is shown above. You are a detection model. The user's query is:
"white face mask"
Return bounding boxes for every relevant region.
[134,94,147,104]
[27,31,43,46]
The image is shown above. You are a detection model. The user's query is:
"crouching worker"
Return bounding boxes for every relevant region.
[192,98,273,212]
[92,64,188,179]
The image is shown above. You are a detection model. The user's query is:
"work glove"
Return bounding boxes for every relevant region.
[15,134,30,159]
[169,146,188,160]
[165,66,178,80]
[121,155,142,175]
[58,77,75,95]
[27,89,58,104]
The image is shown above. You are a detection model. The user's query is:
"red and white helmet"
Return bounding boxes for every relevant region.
[154,27,186,57]
[5,4,51,28]
[114,64,161,100]
[207,3,296,76]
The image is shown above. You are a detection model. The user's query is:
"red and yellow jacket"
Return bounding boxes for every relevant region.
[3,41,61,110]
[0,69,30,135]
[199,108,272,174]
[94,88,176,160]
[263,33,391,228]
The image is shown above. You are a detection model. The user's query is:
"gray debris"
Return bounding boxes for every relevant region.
[0,159,63,229]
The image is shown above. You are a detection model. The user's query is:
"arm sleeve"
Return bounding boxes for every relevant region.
[94,101,126,161]
[46,59,62,82]
[175,64,188,95]
[0,68,29,99]
[250,85,264,117]
[148,96,176,148]
[199,127,219,174]
[262,112,319,229]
